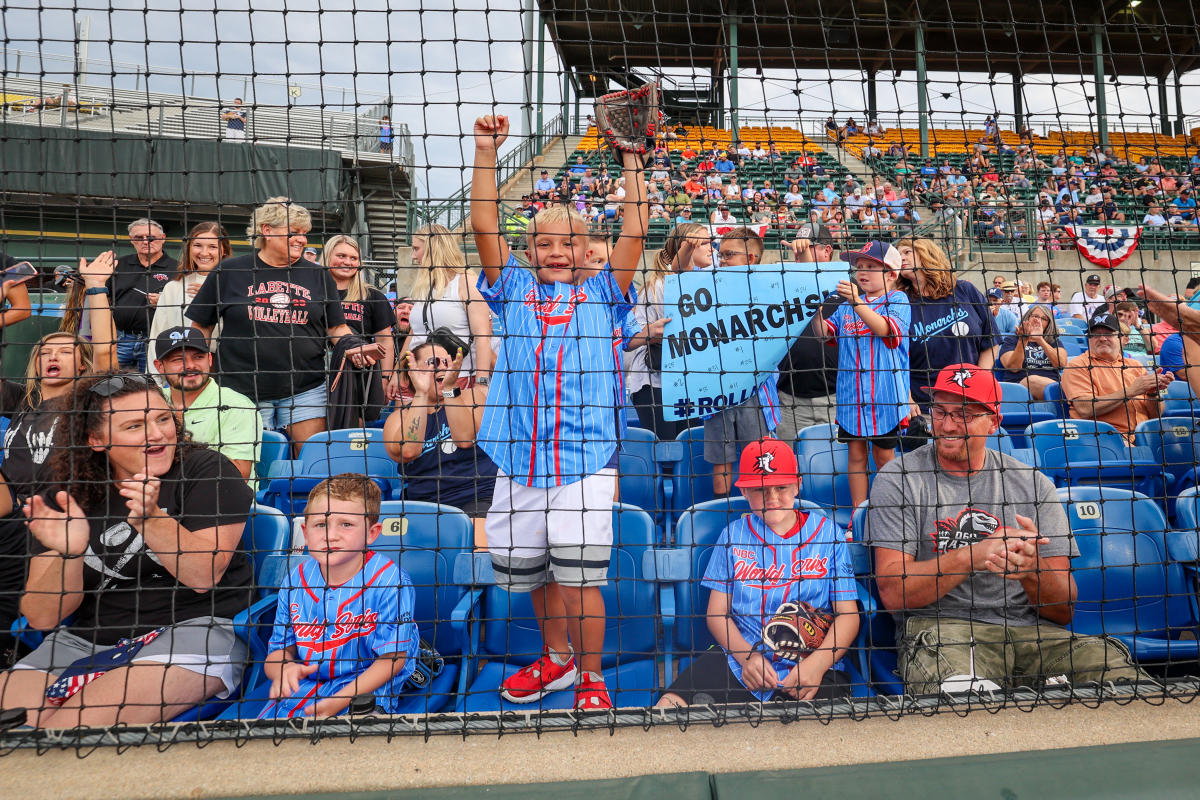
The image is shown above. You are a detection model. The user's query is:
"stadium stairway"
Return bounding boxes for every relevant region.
[495,133,585,211]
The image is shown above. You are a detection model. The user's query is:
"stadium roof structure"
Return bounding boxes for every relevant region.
[541,0,1200,84]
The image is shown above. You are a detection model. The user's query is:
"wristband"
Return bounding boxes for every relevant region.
[475,375,489,387]
[84,287,110,297]
[442,387,462,399]
[61,551,85,560]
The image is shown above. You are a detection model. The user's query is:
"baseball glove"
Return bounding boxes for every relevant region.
[762,601,834,662]
[594,81,663,163]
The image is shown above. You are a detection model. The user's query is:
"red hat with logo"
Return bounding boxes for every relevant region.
[734,437,800,489]
[921,363,1001,414]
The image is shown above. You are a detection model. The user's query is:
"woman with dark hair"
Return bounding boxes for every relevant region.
[0,373,254,727]
[895,237,997,411]
[148,222,232,373]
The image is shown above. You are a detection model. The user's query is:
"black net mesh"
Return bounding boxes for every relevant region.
[1,0,1199,750]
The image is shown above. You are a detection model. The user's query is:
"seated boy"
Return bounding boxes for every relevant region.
[656,438,860,706]
[260,474,419,718]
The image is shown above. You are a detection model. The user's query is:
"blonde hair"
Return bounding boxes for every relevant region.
[896,236,955,299]
[321,234,368,303]
[58,281,88,341]
[648,223,708,295]
[25,332,93,407]
[247,196,312,250]
[527,204,589,241]
[409,223,468,302]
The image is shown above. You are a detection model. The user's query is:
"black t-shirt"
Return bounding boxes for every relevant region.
[907,280,996,406]
[187,254,346,401]
[996,335,1060,382]
[60,447,254,645]
[777,296,843,398]
[0,381,64,500]
[338,286,396,339]
[109,252,178,336]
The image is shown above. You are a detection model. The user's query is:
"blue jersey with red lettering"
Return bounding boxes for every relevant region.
[826,289,911,436]
[260,551,418,718]
[477,254,633,487]
[702,510,857,701]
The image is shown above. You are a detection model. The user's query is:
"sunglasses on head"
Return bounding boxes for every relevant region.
[89,373,153,398]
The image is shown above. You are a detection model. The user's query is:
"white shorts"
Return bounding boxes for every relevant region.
[485,469,616,592]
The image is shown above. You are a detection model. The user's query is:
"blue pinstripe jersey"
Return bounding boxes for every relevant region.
[261,551,419,718]
[702,510,857,701]
[477,254,633,487]
[826,289,911,437]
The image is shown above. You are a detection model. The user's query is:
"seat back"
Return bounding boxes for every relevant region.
[618,426,661,522]
[668,427,718,518]
[1134,417,1200,486]
[1041,381,1069,419]
[476,505,659,668]
[1164,380,1200,418]
[1027,419,1126,461]
[242,504,292,584]
[1058,486,1192,640]
[798,442,875,528]
[255,430,289,488]
[672,497,830,654]
[1176,486,1200,530]
[370,501,475,651]
[299,427,397,476]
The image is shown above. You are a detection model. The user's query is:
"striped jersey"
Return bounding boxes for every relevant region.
[261,551,419,718]
[477,254,633,487]
[702,510,857,701]
[826,289,911,437]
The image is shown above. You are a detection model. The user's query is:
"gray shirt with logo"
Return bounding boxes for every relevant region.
[863,444,1076,628]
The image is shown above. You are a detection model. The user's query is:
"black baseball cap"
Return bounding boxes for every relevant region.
[1088,312,1120,332]
[795,221,835,246]
[155,326,210,359]
[1086,274,1102,284]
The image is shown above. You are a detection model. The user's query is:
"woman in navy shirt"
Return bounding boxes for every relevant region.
[896,237,997,410]
[995,305,1069,399]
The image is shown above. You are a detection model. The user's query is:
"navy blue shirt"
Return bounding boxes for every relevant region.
[402,406,498,509]
[907,280,996,406]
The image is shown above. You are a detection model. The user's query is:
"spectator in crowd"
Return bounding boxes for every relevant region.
[822,241,910,510]
[986,288,1019,336]
[865,363,1146,695]
[0,251,33,345]
[703,228,779,498]
[775,224,842,442]
[1033,281,1065,319]
[259,475,417,718]
[111,218,179,371]
[2,372,255,727]
[533,170,557,200]
[675,206,696,225]
[148,222,232,375]
[1143,203,1167,227]
[323,235,397,425]
[1066,273,1107,320]
[1115,301,1154,356]
[153,326,259,480]
[896,237,996,411]
[187,197,383,454]
[1061,312,1172,442]
[710,203,738,227]
[656,438,859,707]
[714,152,736,174]
[628,222,711,440]
[385,339,497,548]
[995,305,1069,399]
[378,115,393,154]
[403,224,494,394]
[222,98,246,140]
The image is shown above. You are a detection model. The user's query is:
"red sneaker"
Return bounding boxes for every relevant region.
[500,653,578,704]
[574,672,613,711]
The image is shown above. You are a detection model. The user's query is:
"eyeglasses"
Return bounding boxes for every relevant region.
[131,235,163,243]
[423,357,450,368]
[930,405,993,424]
[89,373,153,398]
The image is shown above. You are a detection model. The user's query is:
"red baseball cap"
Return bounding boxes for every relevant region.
[921,363,1001,414]
[734,437,799,489]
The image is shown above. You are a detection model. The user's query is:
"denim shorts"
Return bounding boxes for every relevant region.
[257,381,328,430]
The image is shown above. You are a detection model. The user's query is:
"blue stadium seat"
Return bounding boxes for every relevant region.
[1175,486,1200,531]
[1061,335,1088,358]
[1025,419,1161,497]
[1058,486,1199,663]
[1041,381,1069,420]
[1057,317,1087,335]
[455,504,664,711]
[1163,381,1200,417]
[221,501,476,718]
[0,416,9,466]
[997,382,1057,447]
[241,503,292,583]
[668,497,873,696]
[663,427,718,522]
[254,430,290,494]
[797,437,875,529]
[849,502,904,696]
[1134,417,1200,502]
[617,426,663,532]
[261,428,402,515]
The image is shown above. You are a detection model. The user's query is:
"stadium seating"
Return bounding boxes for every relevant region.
[1025,419,1161,498]
[1133,418,1200,503]
[1163,381,1200,418]
[617,426,663,532]
[254,430,290,493]
[997,382,1057,447]
[260,428,402,515]
[1058,486,1199,663]
[667,497,874,696]
[1041,381,1069,420]
[794,424,877,529]
[454,504,664,711]
[662,427,720,525]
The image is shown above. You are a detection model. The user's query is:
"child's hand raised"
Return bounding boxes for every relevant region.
[473,115,509,153]
[836,279,861,306]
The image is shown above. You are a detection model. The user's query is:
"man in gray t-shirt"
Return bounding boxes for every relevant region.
[864,363,1143,695]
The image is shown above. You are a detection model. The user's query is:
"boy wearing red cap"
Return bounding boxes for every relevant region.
[656,437,860,706]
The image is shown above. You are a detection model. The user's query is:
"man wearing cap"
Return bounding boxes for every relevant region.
[986,288,1018,336]
[710,203,738,227]
[1066,274,1107,320]
[656,437,859,707]
[774,222,842,442]
[1060,312,1172,443]
[153,326,260,480]
[533,170,556,200]
[864,363,1144,695]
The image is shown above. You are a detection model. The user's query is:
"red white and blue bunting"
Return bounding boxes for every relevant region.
[1067,225,1143,269]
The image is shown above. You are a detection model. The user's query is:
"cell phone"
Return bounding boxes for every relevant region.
[1,261,37,285]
